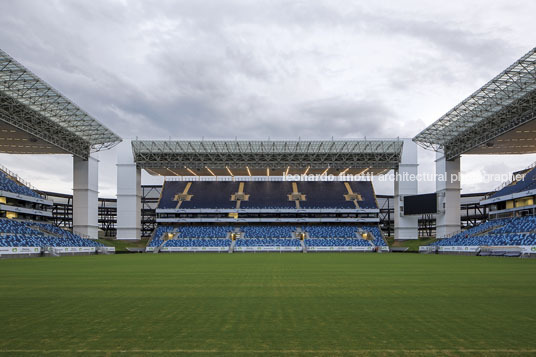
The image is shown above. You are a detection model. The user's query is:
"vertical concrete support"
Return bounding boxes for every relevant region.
[73,154,99,239]
[116,140,141,240]
[435,151,461,238]
[394,139,419,240]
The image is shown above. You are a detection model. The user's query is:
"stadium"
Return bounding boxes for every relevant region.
[1,5,536,355]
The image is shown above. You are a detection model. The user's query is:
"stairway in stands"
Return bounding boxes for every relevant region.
[29,225,61,239]
[153,229,179,253]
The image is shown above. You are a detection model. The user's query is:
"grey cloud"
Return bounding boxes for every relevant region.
[0,0,535,196]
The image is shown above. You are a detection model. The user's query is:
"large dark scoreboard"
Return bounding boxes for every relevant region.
[403,193,437,215]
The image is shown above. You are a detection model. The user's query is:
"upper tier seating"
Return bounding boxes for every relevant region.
[293,182,354,209]
[157,181,378,210]
[491,167,536,198]
[183,182,238,209]
[0,170,41,198]
[240,181,295,209]
[0,219,103,247]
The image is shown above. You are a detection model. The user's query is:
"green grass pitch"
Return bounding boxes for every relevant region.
[1,253,536,356]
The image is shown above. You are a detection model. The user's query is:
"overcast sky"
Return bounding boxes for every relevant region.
[0,0,535,197]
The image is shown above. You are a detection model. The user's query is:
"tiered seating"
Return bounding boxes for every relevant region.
[305,238,372,247]
[432,233,536,247]
[348,181,377,209]
[164,238,230,248]
[362,226,387,246]
[235,238,300,247]
[429,216,536,248]
[491,216,536,234]
[149,225,233,249]
[0,219,103,247]
[0,170,40,198]
[304,225,357,238]
[298,182,355,209]
[157,181,188,209]
[242,225,294,238]
[156,181,379,210]
[147,226,177,247]
[241,181,295,209]
[179,225,232,238]
[182,182,237,209]
[151,224,384,251]
[491,167,536,198]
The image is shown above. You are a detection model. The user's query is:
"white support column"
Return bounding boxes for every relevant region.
[73,154,99,239]
[116,140,141,240]
[394,138,419,240]
[435,151,461,238]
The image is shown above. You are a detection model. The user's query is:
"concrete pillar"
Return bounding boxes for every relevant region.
[394,139,419,240]
[116,140,141,240]
[73,154,99,239]
[435,150,461,238]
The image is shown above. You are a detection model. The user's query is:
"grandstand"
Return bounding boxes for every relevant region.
[146,177,389,253]
[423,160,536,255]
[0,46,535,257]
[146,222,387,253]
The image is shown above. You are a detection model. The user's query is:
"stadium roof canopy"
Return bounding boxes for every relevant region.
[0,49,121,159]
[132,139,403,176]
[413,47,536,160]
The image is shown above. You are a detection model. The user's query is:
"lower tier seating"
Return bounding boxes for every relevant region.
[164,238,231,247]
[0,219,103,247]
[429,215,536,247]
[150,224,387,250]
[236,238,300,247]
[305,238,372,247]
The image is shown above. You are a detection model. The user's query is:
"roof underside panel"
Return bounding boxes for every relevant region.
[132,139,404,175]
[0,49,121,158]
[413,47,536,160]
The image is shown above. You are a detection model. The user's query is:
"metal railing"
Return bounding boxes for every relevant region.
[0,163,39,192]
[486,160,536,199]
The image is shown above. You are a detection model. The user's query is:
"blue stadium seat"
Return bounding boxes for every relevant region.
[0,171,41,198]
[235,238,300,247]
[0,219,103,247]
[156,181,379,210]
[491,167,536,198]
[429,216,536,247]
[305,238,372,247]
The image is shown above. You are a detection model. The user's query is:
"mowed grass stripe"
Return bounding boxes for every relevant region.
[0,254,535,355]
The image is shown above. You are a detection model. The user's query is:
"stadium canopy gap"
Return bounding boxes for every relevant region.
[412,47,536,238]
[0,48,122,239]
[130,139,404,177]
